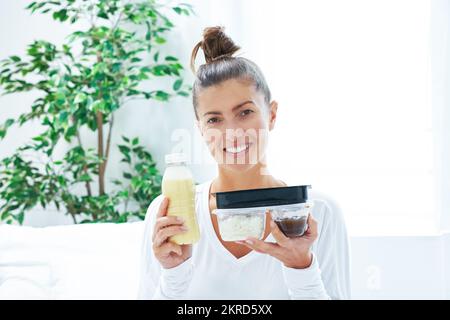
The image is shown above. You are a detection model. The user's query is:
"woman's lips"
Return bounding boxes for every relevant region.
[223,143,252,156]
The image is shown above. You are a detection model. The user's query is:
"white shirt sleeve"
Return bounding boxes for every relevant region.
[282,196,351,300]
[137,195,194,300]
[152,258,194,299]
[282,252,330,299]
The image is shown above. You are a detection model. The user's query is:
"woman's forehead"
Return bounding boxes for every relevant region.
[197,79,263,114]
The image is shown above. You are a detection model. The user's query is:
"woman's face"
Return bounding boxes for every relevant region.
[196,78,278,172]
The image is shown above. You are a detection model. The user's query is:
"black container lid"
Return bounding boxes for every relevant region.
[215,185,311,209]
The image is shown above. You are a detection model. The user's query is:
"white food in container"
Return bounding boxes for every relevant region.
[214,208,265,241]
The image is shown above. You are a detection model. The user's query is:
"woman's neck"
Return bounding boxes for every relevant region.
[212,162,285,192]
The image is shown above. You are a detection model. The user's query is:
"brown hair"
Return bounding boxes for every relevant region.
[190,26,272,119]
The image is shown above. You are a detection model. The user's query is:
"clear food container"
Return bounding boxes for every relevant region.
[213,207,266,241]
[213,185,312,241]
[269,202,314,238]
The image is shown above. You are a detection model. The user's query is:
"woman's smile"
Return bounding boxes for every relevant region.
[223,142,252,157]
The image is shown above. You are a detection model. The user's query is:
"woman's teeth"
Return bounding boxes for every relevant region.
[224,144,250,154]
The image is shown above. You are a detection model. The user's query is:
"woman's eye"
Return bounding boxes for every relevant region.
[207,117,220,124]
[240,109,254,117]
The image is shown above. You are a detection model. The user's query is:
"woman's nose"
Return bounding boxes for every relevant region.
[224,129,252,147]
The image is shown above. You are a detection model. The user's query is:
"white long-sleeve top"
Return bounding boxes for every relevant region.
[138,180,351,300]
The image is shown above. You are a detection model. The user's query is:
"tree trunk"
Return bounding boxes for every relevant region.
[103,113,114,178]
[75,127,92,197]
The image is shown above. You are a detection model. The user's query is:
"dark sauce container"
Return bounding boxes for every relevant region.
[214,185,313,239]
[270,203,313,237]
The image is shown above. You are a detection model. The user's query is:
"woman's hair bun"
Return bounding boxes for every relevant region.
[191,26,240,73]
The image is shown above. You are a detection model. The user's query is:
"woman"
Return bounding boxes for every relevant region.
[138,26,350,300]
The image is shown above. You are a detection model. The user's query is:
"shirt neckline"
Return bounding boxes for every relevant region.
[202,179,274,266]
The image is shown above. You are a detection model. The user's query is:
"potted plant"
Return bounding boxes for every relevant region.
[0,0,193,224]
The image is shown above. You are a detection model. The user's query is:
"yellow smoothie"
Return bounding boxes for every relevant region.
[162,154,200,245]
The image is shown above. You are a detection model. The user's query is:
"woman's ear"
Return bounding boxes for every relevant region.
[268,100,278,131]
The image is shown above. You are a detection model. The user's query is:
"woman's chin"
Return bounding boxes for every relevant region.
[223,162,256,172]
[220,154,262,172]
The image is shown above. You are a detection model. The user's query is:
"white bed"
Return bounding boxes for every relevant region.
[0,222,145,299]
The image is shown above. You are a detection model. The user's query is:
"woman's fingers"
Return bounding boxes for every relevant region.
[154,225,188,247]
[156,197,169,218]
[305,214,318,239]
[242,237,278,255]
[269,220,290,247]
[152,216,185,241]
[155,242,182,257]
[153,197,183,242]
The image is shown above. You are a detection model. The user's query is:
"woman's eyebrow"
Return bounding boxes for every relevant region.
[202,100,254,117]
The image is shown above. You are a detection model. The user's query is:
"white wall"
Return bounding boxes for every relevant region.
[432,0,450,233]
[350,234,449,299]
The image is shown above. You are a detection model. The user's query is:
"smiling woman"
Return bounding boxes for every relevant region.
[138,26,351,300]
[196,80,270,169]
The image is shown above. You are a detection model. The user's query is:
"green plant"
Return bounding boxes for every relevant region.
[0,0,193,224]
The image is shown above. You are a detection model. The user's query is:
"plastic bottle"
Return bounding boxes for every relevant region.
[161,153,200,244]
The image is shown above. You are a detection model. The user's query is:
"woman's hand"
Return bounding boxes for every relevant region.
[238,213,318,269]
[152,197,192,269]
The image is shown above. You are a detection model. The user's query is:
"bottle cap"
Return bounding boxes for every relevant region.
[165,152,188,165]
